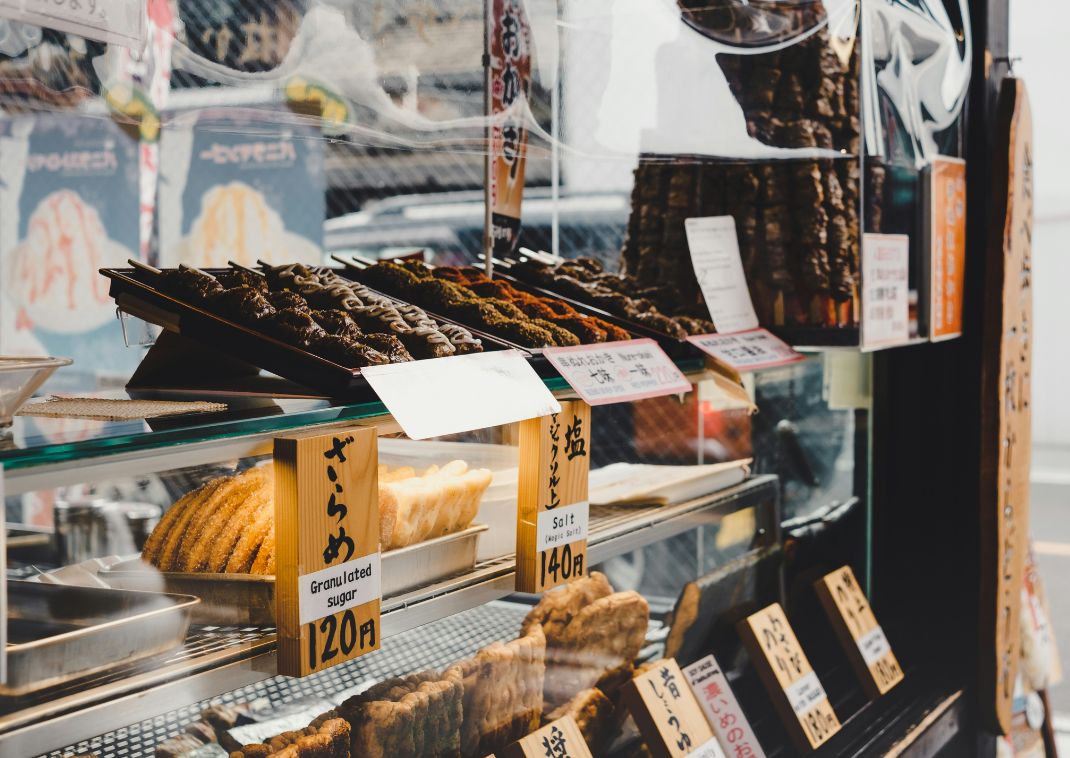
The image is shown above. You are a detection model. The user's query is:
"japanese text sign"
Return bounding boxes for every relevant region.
[504,715,594,758]
[814,566,904,697]
[684,655,764,758]
[929,157,966,341]
[544,339,692,406]
[275,428,380,677]
[361,349,560,440]
[687,329,804,373]
[625,658,718,758]
[861,233,910,351]
[487,0,532,254]
[738,604,840,751]
[516,400,590,593]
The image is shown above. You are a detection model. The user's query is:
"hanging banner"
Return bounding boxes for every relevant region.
[486,0,533,255]
[980,77,1034,735]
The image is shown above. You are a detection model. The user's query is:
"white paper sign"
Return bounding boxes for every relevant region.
[536,500,589,551]
[858,626,893,667]
[785,671,829,717]
[685,216,760,334]
[361,349,559,440]
[685,655,766,758]
[0,0,145,48]
[686,738,727,758]
[687,329,804,372]
[543,339,692,406]
[861,233,910,350]
[298,553,381,626]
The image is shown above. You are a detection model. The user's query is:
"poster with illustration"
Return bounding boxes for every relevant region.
[0,115,142,388]
[158,109,324,268]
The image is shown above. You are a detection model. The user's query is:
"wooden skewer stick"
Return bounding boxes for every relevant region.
[228,260,267,277]
[178,263,219,280]
[128,258,162,275]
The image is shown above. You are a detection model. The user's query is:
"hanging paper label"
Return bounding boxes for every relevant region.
[0,0,145,48]
[687,329,804,372]
[685,216,760,334]
[861,233,910,350]
[929,157,967,341]
[362,350,559,440]
[544,339,692,406]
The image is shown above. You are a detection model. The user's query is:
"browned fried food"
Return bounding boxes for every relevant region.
[180,466,272,572]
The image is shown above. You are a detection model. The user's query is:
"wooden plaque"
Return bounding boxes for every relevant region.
[980,77,1034,733]
[275,427,381,677]
[814,566,904,698]
[503,715,594,758]
[624,659,720,758]
[516,400,591,593]
[738,603,840,751]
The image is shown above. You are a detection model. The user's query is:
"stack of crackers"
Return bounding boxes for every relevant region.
[211,572,650,758]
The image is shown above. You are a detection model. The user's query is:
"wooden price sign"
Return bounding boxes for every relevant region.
[980,77,1034,733]
[502,715,594,758]
[738,604,840,751]
[275,427,380,677]
[516,400,590,593]
[814,566,903,697]
[625,659,723,758]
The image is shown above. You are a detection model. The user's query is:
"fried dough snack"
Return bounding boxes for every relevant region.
[144,459,491,575]
[521,572,650,707]
[229,713,350,758]
[456,625,546,758]
[544,688,616,753]
[338,669,463,757]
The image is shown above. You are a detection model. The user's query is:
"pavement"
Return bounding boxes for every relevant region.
[1031,446,1070,752]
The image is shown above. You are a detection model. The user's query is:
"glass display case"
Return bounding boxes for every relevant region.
[0,1,1019,757]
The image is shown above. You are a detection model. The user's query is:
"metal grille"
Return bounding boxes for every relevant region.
[44,601,528,758]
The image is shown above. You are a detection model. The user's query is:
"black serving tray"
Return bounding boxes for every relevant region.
[331,254,682,359]
[102,267,519,399]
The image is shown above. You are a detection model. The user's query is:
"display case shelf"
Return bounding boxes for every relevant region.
[0,360,709,496]
[0,474,776,756]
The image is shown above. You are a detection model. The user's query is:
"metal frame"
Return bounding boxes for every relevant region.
[0,475,777,755]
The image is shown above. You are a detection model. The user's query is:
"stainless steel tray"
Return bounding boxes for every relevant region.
[102,525,488,625]
[2,581,198,696]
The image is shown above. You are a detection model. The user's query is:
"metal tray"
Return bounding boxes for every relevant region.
[102,525,488,626]
[2,581,198,696]
[101,267,519,398]
[493,258,699,358]
[333,254,662,357]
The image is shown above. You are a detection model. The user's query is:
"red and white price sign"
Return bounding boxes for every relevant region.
[684,655,765,758]
[687,329,804,373]
[544,339,692,406]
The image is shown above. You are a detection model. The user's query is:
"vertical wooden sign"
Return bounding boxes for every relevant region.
[502,715,594,758]
[275,427,380,677]
[814,566,904,698]
[980,77,1034,734]
[624,659,724,758]
[516,400,590,593]
[738,603,840,751]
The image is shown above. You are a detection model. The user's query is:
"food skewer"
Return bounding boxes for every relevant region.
[128,258,162,276]
[178,263,219,280]
[228,260,268,278]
